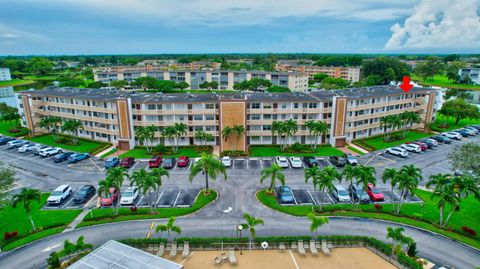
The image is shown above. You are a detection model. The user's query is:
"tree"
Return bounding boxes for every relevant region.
[194,130,214,146]
[162,123,187,153]
[362,57,409,84]
[221,125,245,154]
[199,81,219,90]
[260,163,285,193]
[150,167,169,210]
[12,188,41,231]
[0,161,15,208]
[445,61,465,82]
[46,252,60,269]
[313,73,329,82]
[38,116,63,142]
[341,164,356,187]
[265,85,290,92]
[321,77,350,89]
[153,80,177,92]
[439,99,480,125]
[354,165,376,205]
[448,142,480,178]
[414,56,444,81]
[306,166,341,209]
[28,57,54,76]
[307,213,329,237]
[393,165,421,214]
[241,213,264,240]
[61,120,84,145]
[189,153,227,194]
[305,120,329,150]
[110,80,128,88]
[156,217,182,241]
[98,167,128,215]
[386,227,412,259]
[129,168,156,213]
[175,82,190,90]
[426,174,460,227]
[144,125,157,153]
[132,76,157,90]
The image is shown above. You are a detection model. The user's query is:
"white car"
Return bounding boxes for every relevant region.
[275,156,289,168]
[47,184,72,205]
[424,138,438,146]
[120,187,139,205]
[289,157,303,168]
[442,132,462,140]
[386,147,408,158]
[463,127,478,135]
[401,143,421,153]
[7,140,29,149]
[221,156,232,167]
[332,185,351,203]
[18,143,38,153]
[39,147,63,157]
[32,145,50,155]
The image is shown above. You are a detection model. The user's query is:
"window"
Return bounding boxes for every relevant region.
[251,103,260,109]
[205,115,215,121]
[263,103,272,109]
[308,103,318,109]
[205,104,214,109]
[263,125,271,131]
[263,114,271,120]
[193,115,203,121]
[294,103,299,109]
[147,104,156,110]
[251,114,261,120]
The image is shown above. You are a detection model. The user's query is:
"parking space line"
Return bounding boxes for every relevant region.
[325,192,335,204]
[130,161,140,171]
[291,190,298,205]
[61,196,75,209]
[136,196,144,207]
[173,190,181,207]
[259,159,263,169]
[232,159,235,170]
[306,188,317,204]
[83,194,98,208]
[155,190,165,207]
[246,159,249,170]
[89,158,105,172]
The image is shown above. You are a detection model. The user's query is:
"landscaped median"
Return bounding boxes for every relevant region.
[77,190,218,228]
[256,189,480,249]
[352,131,433,152]
[26,134,111,155]
[249,144,344,157]
[119,145,212,159]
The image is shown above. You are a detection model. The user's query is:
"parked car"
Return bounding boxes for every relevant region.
[289,157,303,168]
[47,185,72,205]
[385,147,408,158]
[73,185,96,204]
[468,125,480,131]
[329,156,347,167]
[18,143,38,153]
[221,156,232,167]
[348,184,371,204]
[302,156,318,168]
[163,158,176,169]
[53,152,75,163]
[148,156,162,168]
[409,141,427,151]
[419,139,436,148]
[366,183,384,201]
[120,187,139,205]
[39,147,63,157]
[177,156,190,167]
[332,185,351,203]
[100,187,119,206]
[431,135,452,144]
[401,143,421,153]
[0,137,15,145]
[277,186,294,204]
[119,157,135,168]
[344,153,358,166]
[275,156,289,168]
[104,157,119,168]
[464,126,479,134]
[32,145,50,155]
[461,128,476,136]
[7,140,29,149]
[455,129,471,137]
[442,132,462,140]
[68,153,90,163]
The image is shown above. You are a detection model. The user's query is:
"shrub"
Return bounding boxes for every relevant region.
[7,126,29,137]
[4,231,18,240]
[461,226,477,237]
[407,242,417,257]
[374,204,382,211]
[130,206,138,212]
[220,150,247,157]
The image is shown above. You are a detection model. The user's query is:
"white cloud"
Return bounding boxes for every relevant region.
[385,0,480,49]
[0,24,50,43]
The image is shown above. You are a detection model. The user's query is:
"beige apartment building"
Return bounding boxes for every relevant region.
[275,63,361,82]
[17,85,436,152]
[93,67,310,92]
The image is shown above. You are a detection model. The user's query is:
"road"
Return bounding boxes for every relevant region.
[0,135,479,268]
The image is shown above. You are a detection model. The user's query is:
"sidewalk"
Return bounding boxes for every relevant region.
[63,209,90,232]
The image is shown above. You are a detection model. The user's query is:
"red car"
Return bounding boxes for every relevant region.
[177,156,190,167]
[366,183,384,201]
[413,141,427,151]
[148,156,162,168]
[100,187,119,206]
[119,157,135,168]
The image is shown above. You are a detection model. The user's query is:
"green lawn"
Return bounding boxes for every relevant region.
[249,145,344,157]
[0,120,22,137]
[78,190,217,228]
[257,189,480,249]
[23,75,59,81]
[0,79,34,87]
[119,147,200,159]
[100,148,118,158]
[26,135,105,153]
[356,131,432,151]
[432,113,480,132]
[0,193,81,250]
[412,74,480,90]
[346,146,365,156]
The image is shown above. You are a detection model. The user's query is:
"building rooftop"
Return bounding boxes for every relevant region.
[68,240,183,269]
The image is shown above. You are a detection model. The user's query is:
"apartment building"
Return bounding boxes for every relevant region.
[458,68,480,85]
[93,67,309,92]
[275,63,361,82]
[17,85,436,152]
[0,68,11,81]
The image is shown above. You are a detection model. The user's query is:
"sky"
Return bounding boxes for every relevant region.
[0,0,479,55]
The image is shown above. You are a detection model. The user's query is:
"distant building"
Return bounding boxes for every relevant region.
[458,68,480,85]
[275,63,361,82]
[0,68,11,81]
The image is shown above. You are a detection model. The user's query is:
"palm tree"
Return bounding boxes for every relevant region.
[284,119,298,148]
[406,112,422,131]
[144,125,157,153]
[135,126,148,147]
[150,167,169,209]
[62,119,84,145]
[241,213,264,241]
[222,125,245,154]
[380,116,393,142]
[195,130,214,146]
[306,166,341,209]
[189,153,227,194]
[386,227,412,260]
[97,178,120,215]
[305,120,329,150]
[38,116,62,142]
[232,125,246,152]
[271,121,286,149]
[342,164,357,187]
[426,174,460,227]
[260,163,285,193]
[173,123,187,153]
[382,167,400,210]
[12,188,41,231]
[130,168,156,213]
[156,216,182,241]
[395,165,422,214]
[354,165,376,205]
[305,165,321,190]
[106,166,128,188]
[307,213,329,237]
[162,126,176,152]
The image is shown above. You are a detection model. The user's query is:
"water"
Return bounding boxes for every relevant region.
[0,86,17,107]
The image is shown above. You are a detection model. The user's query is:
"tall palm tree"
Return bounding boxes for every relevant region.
[150,167,169,209]
[406,112,422,130]
[307,213,329,237]
[305,120,329,150]
[135,126,148,147]
[241,213,264,241]
[12,188,41,231]
[380,116,393,142]
[284,119,298,148]
[106,166,128,188]
[386,227,412,260]
[426,174,459,226]
[232,125,245,152]
[260,163,285,193]
[306,166,341,209]
[354,165,376,205]
[342,164,357,187]
[97,178,121,215]
[62,119,84,145]
[156,216,182,241]
[189,153,227,194]
[38,116,63,142]
[173,123,187,153]
[162,126,177,152]
[305,165,322,190]
[271,121,286,149]
[395,165,422,214]
[144,125,157,153]
[130,168,156,213]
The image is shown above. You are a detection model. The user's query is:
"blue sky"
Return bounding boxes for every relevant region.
[0,0,479,55]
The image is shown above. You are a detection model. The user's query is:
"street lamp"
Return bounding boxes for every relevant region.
[238,224,243,255]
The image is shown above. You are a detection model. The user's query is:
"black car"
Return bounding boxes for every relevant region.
[455,129,471,137]
[53,152,75,163]
[74,185,96,204]
[163,158,176,169]
[302,156,318,168]
[348,184,371,204]
[329,156,346,167]
[431,135,452,144]
[419,139,435,148]
[0,137,15,145]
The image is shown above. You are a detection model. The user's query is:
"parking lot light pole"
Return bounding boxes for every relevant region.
[238,224,243,255]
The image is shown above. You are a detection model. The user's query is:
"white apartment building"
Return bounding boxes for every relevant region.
[0,68,12,81]
[458,68,480,85]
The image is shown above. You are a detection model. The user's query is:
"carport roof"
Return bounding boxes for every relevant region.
[68,240,183,269]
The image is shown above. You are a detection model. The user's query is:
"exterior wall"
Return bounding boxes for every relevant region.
[330,96,347,147]
[0,68,11,81]
[116,99,135,150]
[275,64,361,82]
[219,101,247,152]
[458,68,480,85]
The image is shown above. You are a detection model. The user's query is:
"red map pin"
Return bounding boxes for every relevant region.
[399,76,413,93]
